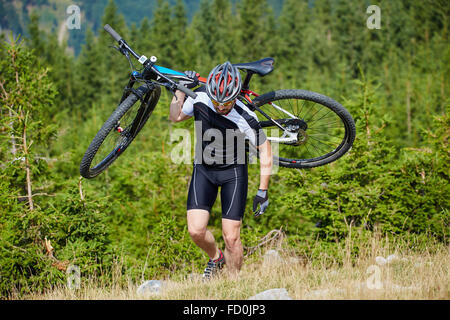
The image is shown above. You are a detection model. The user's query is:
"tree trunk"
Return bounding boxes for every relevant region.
[22,111,34,211]
[406,80,412,138]
[9,109,17,156]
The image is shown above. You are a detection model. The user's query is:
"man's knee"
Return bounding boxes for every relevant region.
[188,226,207,241]
[223,232,241,250]
[222,218,242,249]
[187,209,209,241]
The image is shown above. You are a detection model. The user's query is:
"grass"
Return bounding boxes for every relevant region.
[15,231,450,300]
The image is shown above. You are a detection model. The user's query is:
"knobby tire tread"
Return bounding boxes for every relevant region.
[253,89,355,168]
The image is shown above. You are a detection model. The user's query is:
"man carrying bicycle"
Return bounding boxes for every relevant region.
[169,61,273,279]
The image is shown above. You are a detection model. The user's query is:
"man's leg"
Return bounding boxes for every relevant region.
[187,209,220,260]
[222,218,243,274]
[219,165,247,275]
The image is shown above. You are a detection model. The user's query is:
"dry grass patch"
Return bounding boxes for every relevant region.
[19,232,450,300]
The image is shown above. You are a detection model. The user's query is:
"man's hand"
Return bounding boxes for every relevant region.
[253,189,269,217]
[179,70,200,89]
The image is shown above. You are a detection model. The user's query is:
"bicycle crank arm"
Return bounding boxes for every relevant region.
[266,131,299,144]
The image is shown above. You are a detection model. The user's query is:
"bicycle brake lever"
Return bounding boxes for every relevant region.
[109,44,129,57]
[109,45,120,52]
[160,82,178,99]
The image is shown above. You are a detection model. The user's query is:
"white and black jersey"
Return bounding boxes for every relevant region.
[182,87,266,169]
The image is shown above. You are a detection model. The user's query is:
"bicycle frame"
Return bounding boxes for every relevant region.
[81,24,355,178]
[154,67,301,145]
[104,22,300,146]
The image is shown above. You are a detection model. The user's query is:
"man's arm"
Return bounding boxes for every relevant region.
[252,139,272,217]
[169,90,192,123]
[257,139,272,190]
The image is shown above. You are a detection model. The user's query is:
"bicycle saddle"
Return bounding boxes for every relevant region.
[233,57,274,76]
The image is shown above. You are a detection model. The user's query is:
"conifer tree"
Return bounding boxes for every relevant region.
[210,0,237,63]
[98,0,130,104]
[172,0,188,69]
[27,12,45,54]
[235,0,272,62]
[0,37,57,210]
[276,0,309,85]
[149,0,176,68]
[186,0,216,72]
[138,17,152,56]
[331,0,367,76]
[76,28,104,116]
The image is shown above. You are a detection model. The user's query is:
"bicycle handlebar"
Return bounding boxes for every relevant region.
[104,24,122,42]
[103,24,197,99]
[176,83,197,97]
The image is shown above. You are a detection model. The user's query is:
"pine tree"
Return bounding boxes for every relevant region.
[26,12,76,112]
[331,0,367,77]
[97,0,130,105]
[149,0,176,68]
[0,36,57,211]
[184,0,215,72]
[235,0,272,62]
[75,29,104,117]
[138,17,152,56]
[276,0,310,86]
[210,0,237,63]
[27,12,45,54]
[172,0,188,69]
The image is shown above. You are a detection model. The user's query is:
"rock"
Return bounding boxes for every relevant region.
[391,284,419,292]
[386,254,398,264]
[248,288,292,300]
[414,261,433,268]
[263,250,283,265]
[304,288,345,299]
[137,280,164,297]
[288,257,302,264]
[375,256,387,266]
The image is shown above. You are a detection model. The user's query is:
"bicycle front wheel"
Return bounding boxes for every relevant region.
[80,84,161,179]
[253,89,355,168]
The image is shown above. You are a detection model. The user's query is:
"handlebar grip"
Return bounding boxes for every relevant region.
[104,24,122,42]
[176,84,198,99]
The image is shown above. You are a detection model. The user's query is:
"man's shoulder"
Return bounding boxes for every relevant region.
[189,90,210,106]
[183,89,210,109]
[194,86,207,94]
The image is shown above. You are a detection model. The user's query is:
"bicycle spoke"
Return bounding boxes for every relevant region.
[260,98,349,161]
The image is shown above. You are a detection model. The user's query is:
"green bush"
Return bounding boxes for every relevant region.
[275,79,449,248]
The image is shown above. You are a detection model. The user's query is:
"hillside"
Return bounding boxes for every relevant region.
[0,0,285,55]
[0,0,448,299]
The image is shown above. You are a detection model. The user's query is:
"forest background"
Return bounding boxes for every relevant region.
[0,0,448,297]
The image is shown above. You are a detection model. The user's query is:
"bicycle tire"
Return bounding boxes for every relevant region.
[253,89,355,168]
[80,84,161,179]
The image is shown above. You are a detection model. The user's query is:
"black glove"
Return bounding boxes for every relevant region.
[179,70,200,89]
[253,189,269,217]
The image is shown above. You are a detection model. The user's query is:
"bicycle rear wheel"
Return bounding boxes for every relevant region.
[80,84,161,179]
[253,89,355,168]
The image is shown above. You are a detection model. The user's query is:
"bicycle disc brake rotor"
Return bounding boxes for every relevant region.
[283,119,308,146]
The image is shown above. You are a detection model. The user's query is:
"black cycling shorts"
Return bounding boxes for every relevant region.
[187,164,248,221]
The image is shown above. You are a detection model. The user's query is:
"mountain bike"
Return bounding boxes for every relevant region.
[79,24,356,179]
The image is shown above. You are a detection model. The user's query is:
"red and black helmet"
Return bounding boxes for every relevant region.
[206,61,242,104]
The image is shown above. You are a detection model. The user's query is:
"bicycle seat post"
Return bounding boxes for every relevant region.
[241,71,255,91]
